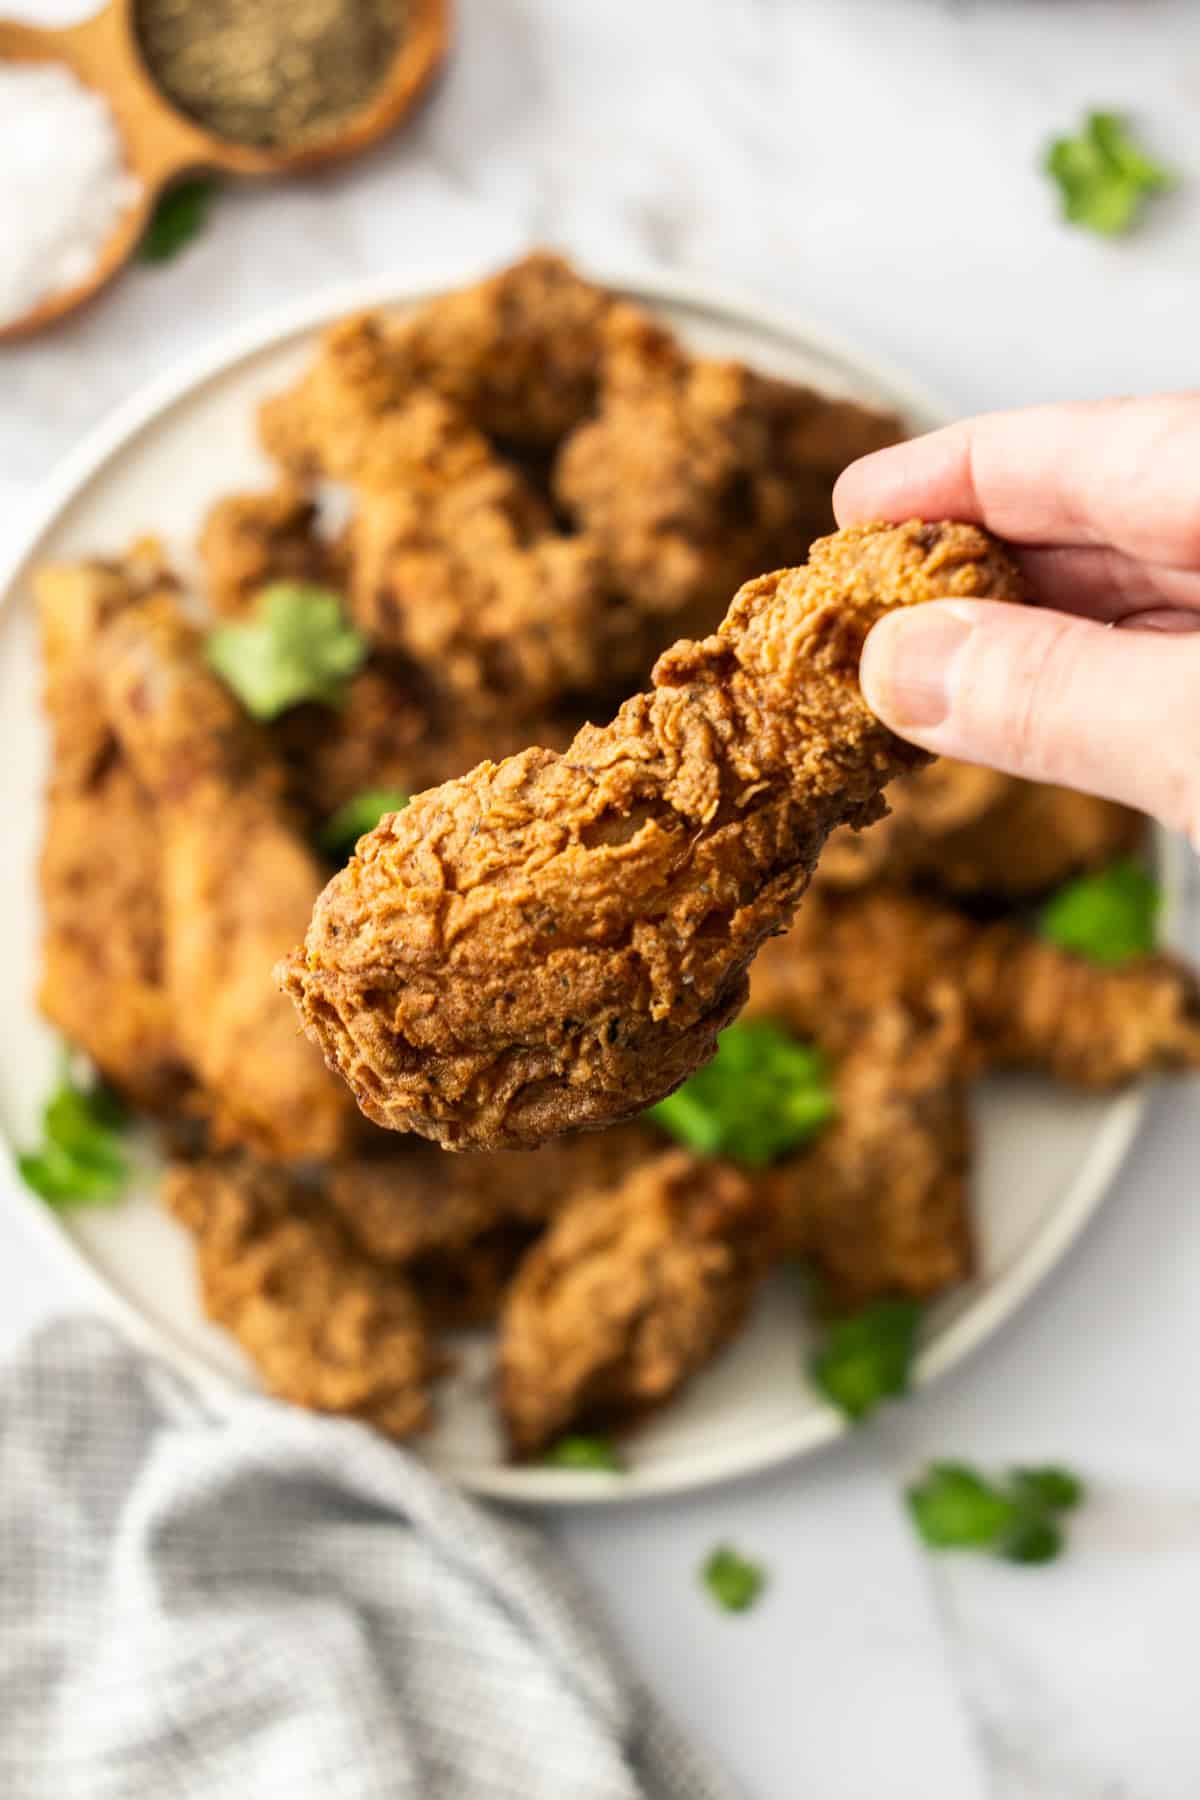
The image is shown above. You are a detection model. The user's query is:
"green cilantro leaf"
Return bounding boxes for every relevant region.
[544,1434,625,1473]
[650,1020,836,1166]
[702,1546,766,1614]
[318,787,410,861]
[811,1298,922,1423]
[1039,859,1160,964]
[906,1460,1085,1566]
[18,1056,129,1210]
[140,178,219,264]
[1045,112,1173,237]
[206,584,367,720]
[1010,1466,1085,1513]
[907,1464,1019,1549]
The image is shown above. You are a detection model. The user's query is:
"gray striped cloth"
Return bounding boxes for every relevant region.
[0,1318,737,1800]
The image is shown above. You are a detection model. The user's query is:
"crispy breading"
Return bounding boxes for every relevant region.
[328,1125,656,1263]
[497,1150,775,1455]
[165,1157,435,1438]
[198,481,340,618]
[271,659,588,831]
[819,763,1143,899]
[259,256,616,480]
[34,553,193,1113]
[767,996,973,1307]
[555,307,903,638]
[964,924,1200,1087]
[96,592,354,1160]
[282,522,1025,1150]
[749,884,1200,1088]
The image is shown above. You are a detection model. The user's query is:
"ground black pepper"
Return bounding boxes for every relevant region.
[134,0,407,149]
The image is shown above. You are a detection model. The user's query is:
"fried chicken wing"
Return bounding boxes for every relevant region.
[96,593,354,1160]
[555,307,903,637]
[497,1149,775,1455]
[766,997,973,1307]
[165,1157,435,1438]
[35,552,193,1113]
[282,521,1026,1150]
[198,481,340,618]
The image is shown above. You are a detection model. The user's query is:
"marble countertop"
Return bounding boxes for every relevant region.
[4,2,1200,1794]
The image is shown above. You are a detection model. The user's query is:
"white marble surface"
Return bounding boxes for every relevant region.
[3,2,1200,1795]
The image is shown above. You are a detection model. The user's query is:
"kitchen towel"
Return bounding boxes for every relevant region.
[0,1316,737,1800]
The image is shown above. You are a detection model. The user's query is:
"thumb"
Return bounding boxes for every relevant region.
[860,600,1200,846]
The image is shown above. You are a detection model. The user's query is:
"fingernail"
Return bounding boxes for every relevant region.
[1113,607,1200,634]
[860,606,974,732]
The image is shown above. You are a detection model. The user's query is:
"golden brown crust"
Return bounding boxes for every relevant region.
[555,307,904,637]
[96,592,354,1161]
[165,1157,435,1438]
[34,553,195,1114]
[282,522,1025,1149]
[497,1150,776,1455]
[198,481,340,618]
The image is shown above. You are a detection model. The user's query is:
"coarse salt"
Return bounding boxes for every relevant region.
[0,61,142,328]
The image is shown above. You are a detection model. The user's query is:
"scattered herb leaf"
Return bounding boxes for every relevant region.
[206,583,367,720]
[1045,112,1173,238]
[1039,859,1160,964]
[141,177,219,264]
[906,1460,1085,1566]
[811,1298,922,1423]
[318,787,410,861]
[702,1545,765,1613]
[650,1020,836,1166]
[18,1055,129,1210]
[544,1434,625,1473]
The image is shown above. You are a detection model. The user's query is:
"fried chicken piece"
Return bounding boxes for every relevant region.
[555,307,904,638]
[96,592,354,1160]
[345,403,632,719]
[819,765,1141,899]
[282,521,1026,1150]
[498,1150,775,1455]
[198,481,340,618]
[328,1124,656,1262]
[749,885,1200,1089]
[34,551,193,1113]
[766,996,973,1307]
[165,1157,435,1438]
[963,925,1200,1087]
[259,255,615,479]
[272,658,587,830]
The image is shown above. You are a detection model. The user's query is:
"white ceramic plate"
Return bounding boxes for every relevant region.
[0,264,1187,1504]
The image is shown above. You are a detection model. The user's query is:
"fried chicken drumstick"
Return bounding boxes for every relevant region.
[281,521,1025,1150]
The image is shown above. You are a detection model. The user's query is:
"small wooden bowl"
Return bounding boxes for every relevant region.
[0,0,449,343]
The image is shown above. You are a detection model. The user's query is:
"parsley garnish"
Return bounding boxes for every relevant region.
[907,1461,1084,1565]
[1039,859,1160,964]
[1045,113,1173,238]
[702,1546,766,1613]
[18,1054,129,1210]
[811,1298,922,1423]
[544,1434,625,1472]
[141,178,219,264]
[318,787,410,861]
[651,1020,835,1166]
[206,583,367,720]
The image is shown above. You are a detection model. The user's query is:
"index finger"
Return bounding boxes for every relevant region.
[833,393,1200,566]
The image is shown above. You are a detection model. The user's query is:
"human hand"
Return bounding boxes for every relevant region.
[834,395,1200,846]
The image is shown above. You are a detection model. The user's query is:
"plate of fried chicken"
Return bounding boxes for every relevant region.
[2,255,1197,1501]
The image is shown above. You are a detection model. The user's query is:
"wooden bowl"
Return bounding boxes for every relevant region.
[0,0,450,343]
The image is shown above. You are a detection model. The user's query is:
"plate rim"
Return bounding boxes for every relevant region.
[0,258,1166,1505]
